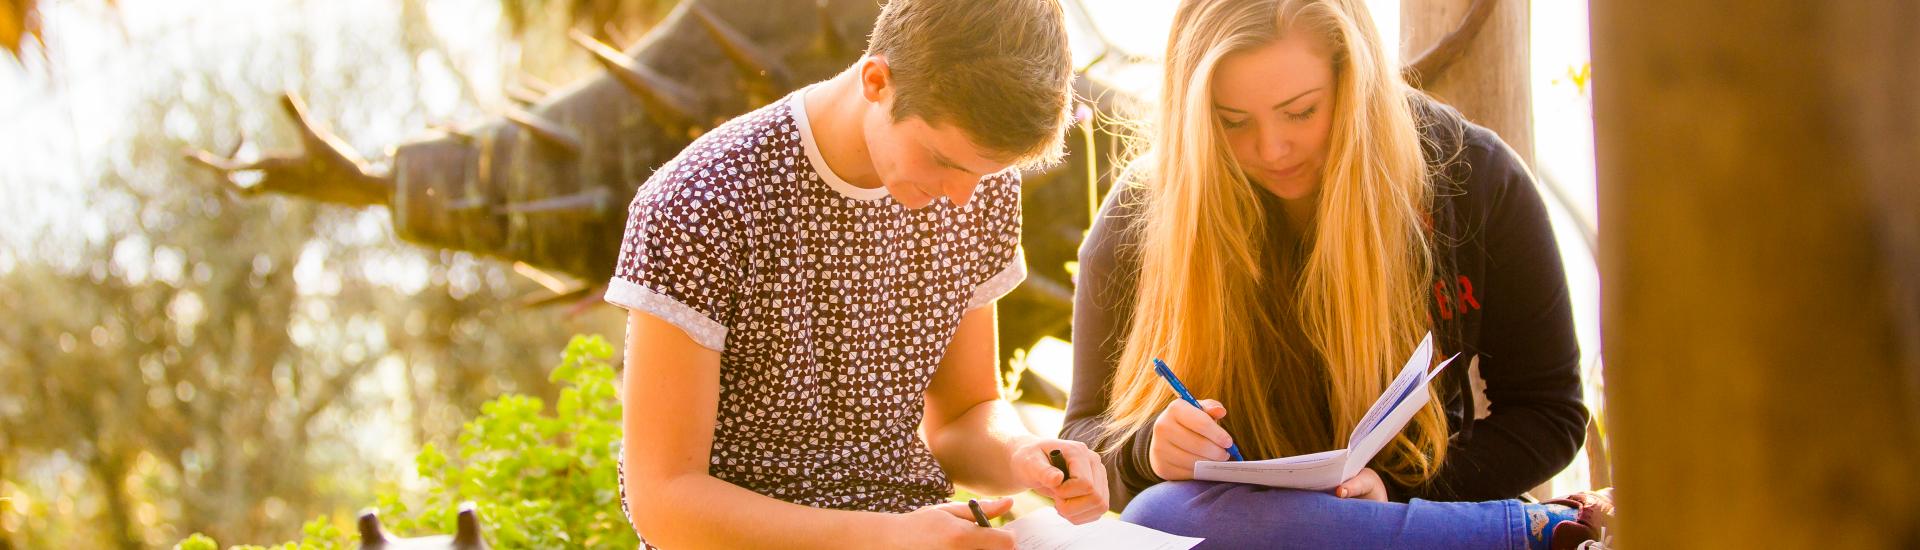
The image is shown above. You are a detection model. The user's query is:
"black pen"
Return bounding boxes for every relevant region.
[968,499,991,527]
[1048,449,1072,481]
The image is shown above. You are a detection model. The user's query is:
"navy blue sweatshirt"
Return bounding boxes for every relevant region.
[1060,95,1588,508]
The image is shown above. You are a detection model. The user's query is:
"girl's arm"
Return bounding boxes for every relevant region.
[1059,184,1162,510]
[620,309,1013,549]
[1400,132,1589,502]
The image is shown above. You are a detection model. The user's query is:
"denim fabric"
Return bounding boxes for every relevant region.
[1121,481,1527,549]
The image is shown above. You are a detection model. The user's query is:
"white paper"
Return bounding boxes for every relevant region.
[1188,448,1349,490]
[1004,507,1204,550]
[1193,333,1459,490]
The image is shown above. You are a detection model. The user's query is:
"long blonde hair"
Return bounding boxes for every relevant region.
[1101,0,1449,488]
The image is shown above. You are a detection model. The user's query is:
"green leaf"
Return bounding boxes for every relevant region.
[175,334,641,549]
[173,533,219,550]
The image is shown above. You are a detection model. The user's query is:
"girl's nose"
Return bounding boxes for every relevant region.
[1257,121,1291,164]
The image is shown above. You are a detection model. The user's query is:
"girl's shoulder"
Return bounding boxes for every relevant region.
[1411,92,1535,222]
[1079,179,1153,278]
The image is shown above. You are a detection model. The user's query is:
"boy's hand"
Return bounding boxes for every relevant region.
[1009,437,1110,524]
[884,498,1015,550]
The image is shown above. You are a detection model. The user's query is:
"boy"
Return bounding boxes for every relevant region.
[607,1,1105,548]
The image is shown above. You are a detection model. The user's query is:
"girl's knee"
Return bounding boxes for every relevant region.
[1121,481,1227,530]
[1124,483,1408,547]
[1125,482,1366,529]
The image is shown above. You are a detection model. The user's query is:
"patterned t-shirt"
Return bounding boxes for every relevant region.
[606,88,1027,525]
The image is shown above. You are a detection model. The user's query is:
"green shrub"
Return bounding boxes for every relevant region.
[176,335,640,549]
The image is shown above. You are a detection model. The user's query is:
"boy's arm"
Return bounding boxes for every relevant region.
[621,309,884,548]
[921,304,1111,524]
[920,303,1029,495]
[622,309,1010,549]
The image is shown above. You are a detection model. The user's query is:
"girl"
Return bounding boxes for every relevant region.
[1061,0,1610,548]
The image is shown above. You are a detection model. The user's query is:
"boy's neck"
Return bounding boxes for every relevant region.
[802,70,883,189]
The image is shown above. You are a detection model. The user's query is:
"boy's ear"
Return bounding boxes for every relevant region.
[857,56,893,104]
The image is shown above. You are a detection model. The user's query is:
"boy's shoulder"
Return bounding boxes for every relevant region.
[630,97,803,214]
[972,169,1024,223]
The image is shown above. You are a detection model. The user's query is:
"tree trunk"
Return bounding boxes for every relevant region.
[85,449,142,550]
[1593,1,1920,546]
[0,439,13,550]
[1401,0,1533,165]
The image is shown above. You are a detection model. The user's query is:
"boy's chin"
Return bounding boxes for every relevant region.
[887,185,941,209]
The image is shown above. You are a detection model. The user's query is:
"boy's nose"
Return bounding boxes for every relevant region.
[943,177,980,207]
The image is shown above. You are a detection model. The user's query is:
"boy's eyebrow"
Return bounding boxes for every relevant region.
[926,143,983,177]
[1214,86,1324,113]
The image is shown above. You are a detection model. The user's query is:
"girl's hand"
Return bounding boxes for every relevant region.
[1009,437,1110,524]
[883,498,1015,550]
[1147,399,1235,481]
[1335,467,1390,502]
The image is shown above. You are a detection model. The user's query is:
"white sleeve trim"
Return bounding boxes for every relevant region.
[605,278,728,351]
[967,246,1028,311]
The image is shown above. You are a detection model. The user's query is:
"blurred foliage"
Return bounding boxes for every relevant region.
[0,1,632,547]
[491,0,679,93]
[172,335,639,550]
[497,0,672,40]
[1,0,48,59]
[1553,62,1593,96]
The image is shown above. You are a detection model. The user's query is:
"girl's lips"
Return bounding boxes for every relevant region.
[1253,163,1302,183]
[1268,163,1305,180]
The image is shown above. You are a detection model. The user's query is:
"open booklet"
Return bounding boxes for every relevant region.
[1192,332,1459,491]
[1004,507,1204,550]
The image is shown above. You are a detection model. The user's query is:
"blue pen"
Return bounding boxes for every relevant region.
[1153,358,1245,461]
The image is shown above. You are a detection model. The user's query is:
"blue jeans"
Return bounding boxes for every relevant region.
[1121,481,1529,549]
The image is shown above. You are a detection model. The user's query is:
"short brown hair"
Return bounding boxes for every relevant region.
[867,0,1075,168]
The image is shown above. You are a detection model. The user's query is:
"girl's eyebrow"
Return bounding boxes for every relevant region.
[1214,86,1325,113]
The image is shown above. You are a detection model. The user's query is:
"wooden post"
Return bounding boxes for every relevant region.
[1593,1,1920,546]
